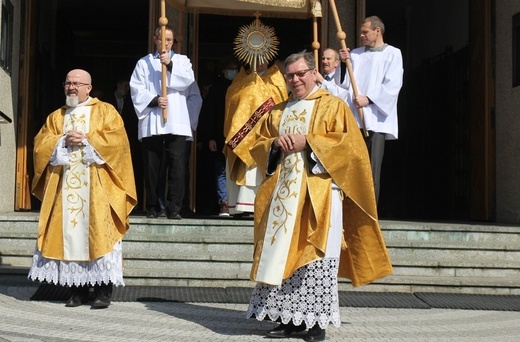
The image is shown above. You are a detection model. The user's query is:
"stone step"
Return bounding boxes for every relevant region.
[6,249,520,278]
[387,239,520,250]
[3,216,520,245]
[3,245,520,271]
[0,265,520,295]
[2,265,519,295]
[3,257,520,284]
[378,274,520,289]
[388,246,520,261]
[119,270,520,294]
[3,239,520,263]
[357,276,520,295]
[2,214,520,294]
[4,243,520,267]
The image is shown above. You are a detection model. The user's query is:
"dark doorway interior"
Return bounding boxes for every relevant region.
[194,13,312,215]
[31,0,149,211]
[365,1,471,221]
[39,0,149,118]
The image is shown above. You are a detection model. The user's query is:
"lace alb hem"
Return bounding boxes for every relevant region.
[246,258,341,329]
[28,240,125,287]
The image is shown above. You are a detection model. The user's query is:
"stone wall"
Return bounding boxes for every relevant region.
[0,0,21,213]
[496,2,520,223]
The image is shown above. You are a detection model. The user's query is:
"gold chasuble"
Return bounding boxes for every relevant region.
[224,64,288,185]
[250,89,393,287]
[32,98,137,262]
[255,97,314,285]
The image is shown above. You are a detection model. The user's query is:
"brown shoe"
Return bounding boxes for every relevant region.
[219,200,230,216]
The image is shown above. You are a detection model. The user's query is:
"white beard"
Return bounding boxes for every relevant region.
[66,96,79,107]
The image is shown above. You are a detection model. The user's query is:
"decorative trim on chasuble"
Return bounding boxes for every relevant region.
[255,98,315,285]
[226,97,275,150]
[62,108,91,261]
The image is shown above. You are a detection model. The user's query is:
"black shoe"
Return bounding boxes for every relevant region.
[146,209,158,218]
[304,324,325,342]
[180,208,195,218]
[91,295,110,308]
[91,283,112,309]
[65,285,88,307]
[65,294,83,307]
[158,208,167,217]
[266,322,306,338]
[167,212,182,220]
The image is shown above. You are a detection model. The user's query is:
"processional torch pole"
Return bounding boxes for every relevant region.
[312,17,320,69]
[159,0,168,123]
[328,0,368,137]
[310,1,321,74]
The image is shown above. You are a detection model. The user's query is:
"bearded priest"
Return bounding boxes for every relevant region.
[28,69,137,309]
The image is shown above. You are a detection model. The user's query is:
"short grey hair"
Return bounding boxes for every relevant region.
[364,16,385,35]
[284,50,316,70]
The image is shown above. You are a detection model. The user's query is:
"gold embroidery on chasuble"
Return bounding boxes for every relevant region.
[62,108,91,261]
[255,99,314,285]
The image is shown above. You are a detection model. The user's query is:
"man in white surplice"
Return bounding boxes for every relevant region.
[246,51,392,342]
[130,25,199,220]
[339,16,404,203]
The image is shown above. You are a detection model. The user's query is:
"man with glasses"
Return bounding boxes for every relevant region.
[29,69,137,309]
[246,51,392,341]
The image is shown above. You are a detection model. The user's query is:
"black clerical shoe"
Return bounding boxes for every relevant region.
[91,295,110,308]
[146,209,158,218]
[167,212,182,220]
[65,294,83,307]
[304,324,326,342]
[266,322,306,338]
[91,284,111,309]
[158,208,167,218]
[65,285,89,307]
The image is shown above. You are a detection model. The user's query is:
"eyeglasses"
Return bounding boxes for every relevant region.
[284,68,313,80]
[63,81,90,88]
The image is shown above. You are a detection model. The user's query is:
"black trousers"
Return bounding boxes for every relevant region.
[364,131,385,204]
[141,134,186,215]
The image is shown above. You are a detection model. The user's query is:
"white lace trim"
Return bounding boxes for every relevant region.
[246,258,341,329]
[28,240,125,287]
[81,138,105,166]
[49,136,105,167]
[49,137,70,166]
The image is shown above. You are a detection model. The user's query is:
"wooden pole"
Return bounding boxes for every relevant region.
[159,0,168,123]
[312,17,320,71]
[328,0,368,136]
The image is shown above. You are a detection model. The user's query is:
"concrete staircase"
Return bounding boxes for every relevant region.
[1,213,520,295]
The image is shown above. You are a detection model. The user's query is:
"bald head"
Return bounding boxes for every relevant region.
[64,69,93,106]
[67,69,92,84]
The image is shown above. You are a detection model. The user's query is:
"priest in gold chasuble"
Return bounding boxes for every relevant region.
[224,63,288,215]
[246,52,392,341]
[28,69,137,308]
[224,16,288,216]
